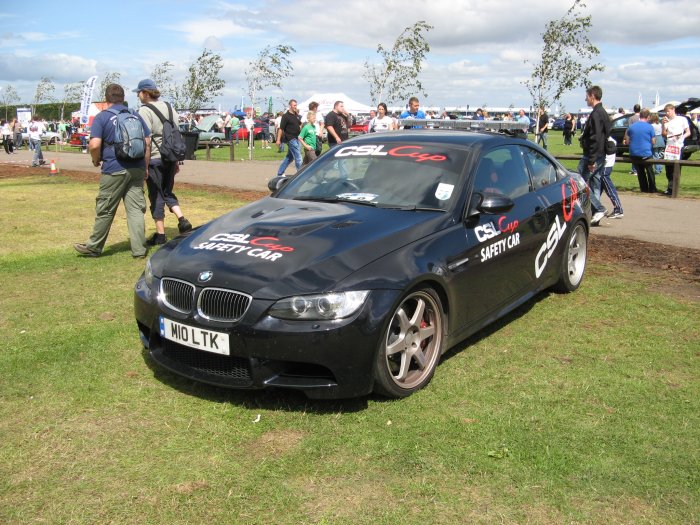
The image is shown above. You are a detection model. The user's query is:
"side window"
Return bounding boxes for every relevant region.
[522,147,558,188]
[473,146,531,200]
[611,116,628,130]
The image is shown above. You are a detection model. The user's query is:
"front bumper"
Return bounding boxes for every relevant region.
[134,276,399,399]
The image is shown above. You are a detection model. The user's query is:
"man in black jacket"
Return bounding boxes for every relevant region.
[577,85,610,225]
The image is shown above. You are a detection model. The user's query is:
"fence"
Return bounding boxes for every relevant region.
[556,155,700,198]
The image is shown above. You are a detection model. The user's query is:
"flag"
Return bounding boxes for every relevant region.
[654,90,660,109]
[79,76,97,125]
[638,92,643,108]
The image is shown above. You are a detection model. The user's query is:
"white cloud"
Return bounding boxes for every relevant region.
[166,18,255,45]
[0,53,97,83]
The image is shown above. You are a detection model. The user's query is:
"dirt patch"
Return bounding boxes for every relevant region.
[589,235,700,300]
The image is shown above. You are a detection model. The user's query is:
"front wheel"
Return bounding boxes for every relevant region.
[373,288,445,398]
[210,137,222,148]
[554,221,588,293]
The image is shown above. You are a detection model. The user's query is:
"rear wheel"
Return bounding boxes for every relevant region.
[554,221,588,292]
[210,137,222,148]
[373,288,445,398]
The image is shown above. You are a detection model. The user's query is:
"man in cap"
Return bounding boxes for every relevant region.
[134,78,192,246]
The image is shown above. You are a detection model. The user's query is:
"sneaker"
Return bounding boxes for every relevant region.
[662,189,672,196]
[609,211,624,219]
[39,160,47,165]
[74,243,100,257]
[178,217,192,233]
[591,211,606,225]
[146,233,167,246]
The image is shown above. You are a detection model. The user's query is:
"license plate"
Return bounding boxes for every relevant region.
[160,317,230,355]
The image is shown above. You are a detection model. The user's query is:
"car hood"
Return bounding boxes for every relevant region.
[157,197,448,298]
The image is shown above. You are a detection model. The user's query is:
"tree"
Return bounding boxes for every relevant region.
[522,0,603,122]
[363,21,433,106]
[32,77,55,115]
[60,81,84,121]
[98,72,121,101]
[245,45,295,113]
[150,61,175,101]
[1,84,20,120]
[171,49,225,115]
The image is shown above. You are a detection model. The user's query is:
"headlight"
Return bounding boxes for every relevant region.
[144,258,154,288]
[269,291,369,320]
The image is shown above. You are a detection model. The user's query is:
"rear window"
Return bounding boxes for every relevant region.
[277,143,468,210]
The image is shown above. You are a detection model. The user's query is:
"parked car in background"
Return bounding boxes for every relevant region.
[349,119,371,135]
[551,118,566,130]
[68,132,89,147]
[233,120,265,142]
[135,128,591,399]
[21,130,61,145]
[190,115,226,147]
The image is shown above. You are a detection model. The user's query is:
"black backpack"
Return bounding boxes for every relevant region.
[143,102,187,162]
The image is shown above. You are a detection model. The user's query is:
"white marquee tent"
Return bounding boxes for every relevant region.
[298,93,372,116]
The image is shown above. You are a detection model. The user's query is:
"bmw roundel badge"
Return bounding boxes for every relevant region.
[198,271,213,283]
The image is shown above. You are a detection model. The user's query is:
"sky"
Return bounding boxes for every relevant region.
[1,0,699,115]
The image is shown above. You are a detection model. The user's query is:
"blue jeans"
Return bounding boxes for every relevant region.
[277,138,302,176]
[30,138,43,165]
[537,132,548,150]
[602,167,623,213]
[577,155,606,213]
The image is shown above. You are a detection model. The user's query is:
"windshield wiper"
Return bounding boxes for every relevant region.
[292,196,378,206]
[376,204,444,211]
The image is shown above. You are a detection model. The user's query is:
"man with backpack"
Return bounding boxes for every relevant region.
[74,83,151,258]
[134,78,192,246]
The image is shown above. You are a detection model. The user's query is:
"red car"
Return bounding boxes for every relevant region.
[69,132,89,147]
[349,119,371,135]
[233,120,266,141]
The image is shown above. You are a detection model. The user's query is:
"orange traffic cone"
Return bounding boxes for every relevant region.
[50,159,59,175]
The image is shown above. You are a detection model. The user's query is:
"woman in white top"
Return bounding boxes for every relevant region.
[1,120,14,154]
[369,103,396,133]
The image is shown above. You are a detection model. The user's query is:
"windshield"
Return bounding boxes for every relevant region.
[276,143,468,211]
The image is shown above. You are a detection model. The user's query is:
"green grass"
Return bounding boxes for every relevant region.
[0,173,698,524]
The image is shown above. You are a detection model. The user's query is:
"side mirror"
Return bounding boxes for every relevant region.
[466,192,514,221]
[268,176,290,192]
[479,194,515,214]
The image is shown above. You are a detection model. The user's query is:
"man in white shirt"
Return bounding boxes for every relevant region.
[661,103,690,195]
[28,116,47,166]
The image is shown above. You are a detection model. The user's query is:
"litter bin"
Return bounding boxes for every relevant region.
[181,131,199,160]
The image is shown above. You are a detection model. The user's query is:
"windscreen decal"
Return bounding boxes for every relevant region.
[336,193,379,202]
[333,144,447,163]
[435,183,454,201]
[192,233,294,262]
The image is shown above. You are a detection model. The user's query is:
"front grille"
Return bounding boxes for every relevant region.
[198,288,252,322]
[162,339,253,384]
[161,278,195,313]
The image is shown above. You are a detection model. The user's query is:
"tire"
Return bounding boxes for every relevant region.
[210,137,222,148]
[48,136,58,145]
[373,287,445,398]
[553,220,588,293]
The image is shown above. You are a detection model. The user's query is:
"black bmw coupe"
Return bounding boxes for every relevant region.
[135,128,591,399]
